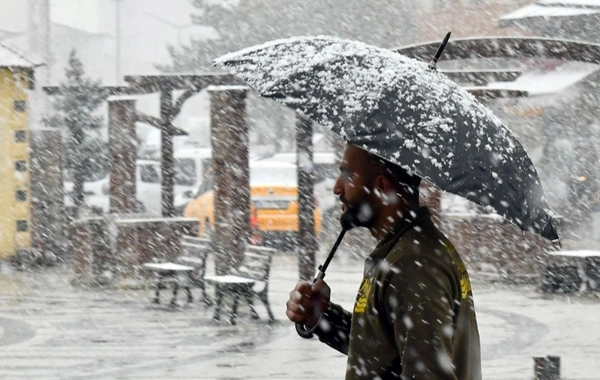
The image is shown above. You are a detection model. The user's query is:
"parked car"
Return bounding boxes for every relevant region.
[184,160,322,249]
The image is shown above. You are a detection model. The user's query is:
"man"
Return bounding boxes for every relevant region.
[286,144,481,380]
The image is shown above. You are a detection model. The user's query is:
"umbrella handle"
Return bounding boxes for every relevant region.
[295,322,315,338]
[293,228,346,339]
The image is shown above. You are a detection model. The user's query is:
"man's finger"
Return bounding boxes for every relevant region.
[286,300,305,314]
[290,289,303,302]
[295,281,313,294]
[286,309,306,323]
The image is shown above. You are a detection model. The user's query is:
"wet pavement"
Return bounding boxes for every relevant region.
[0,252,599,379]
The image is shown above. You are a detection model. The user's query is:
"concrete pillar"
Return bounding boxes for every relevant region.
[296,115,317,281]
[30,129,65,257]
[108,98,137,214]
[209,86,249,275]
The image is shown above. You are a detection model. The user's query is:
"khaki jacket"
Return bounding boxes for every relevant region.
[311,207,481,380]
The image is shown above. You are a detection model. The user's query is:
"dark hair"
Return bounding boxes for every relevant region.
[367,153,421,191]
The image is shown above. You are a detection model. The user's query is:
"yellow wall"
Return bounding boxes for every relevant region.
[0,68,31,259]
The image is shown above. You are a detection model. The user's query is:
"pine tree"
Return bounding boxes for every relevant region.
[45,50,108,213]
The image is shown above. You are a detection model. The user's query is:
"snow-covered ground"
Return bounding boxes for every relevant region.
[0,252,598,379]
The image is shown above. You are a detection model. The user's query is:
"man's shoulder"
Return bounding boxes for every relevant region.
[393,219,456,254]
[384,221,461,275]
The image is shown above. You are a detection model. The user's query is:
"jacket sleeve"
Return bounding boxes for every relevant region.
[312,302,352,355]
[382,257,458,380]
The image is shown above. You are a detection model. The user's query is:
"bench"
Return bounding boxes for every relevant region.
[541,250,600,293]
[178,239,211,305]
[142,235,211,306]
[142,262,196,306]
[205,245,277,325]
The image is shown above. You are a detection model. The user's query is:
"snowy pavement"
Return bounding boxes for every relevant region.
[0,252,599,379]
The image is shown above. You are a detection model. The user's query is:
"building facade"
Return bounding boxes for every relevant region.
[0,44,35,259]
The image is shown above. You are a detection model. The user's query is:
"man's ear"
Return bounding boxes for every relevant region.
[375,175,391,194]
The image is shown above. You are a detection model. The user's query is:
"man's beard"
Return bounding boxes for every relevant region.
[340,194,377,230]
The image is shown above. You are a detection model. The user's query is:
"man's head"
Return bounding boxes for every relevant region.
[333,144,421,231]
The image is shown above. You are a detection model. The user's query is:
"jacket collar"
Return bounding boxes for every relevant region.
[369,206,431,260]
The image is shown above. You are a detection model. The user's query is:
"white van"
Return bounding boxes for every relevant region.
[64,159,197,215]
[173,148,213,187]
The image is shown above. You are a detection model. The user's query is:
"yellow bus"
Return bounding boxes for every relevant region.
[184,161,322,249]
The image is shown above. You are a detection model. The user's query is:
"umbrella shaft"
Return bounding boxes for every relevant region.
[318,228,347,275]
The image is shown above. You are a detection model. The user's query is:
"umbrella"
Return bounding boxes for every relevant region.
[214,35,559,241]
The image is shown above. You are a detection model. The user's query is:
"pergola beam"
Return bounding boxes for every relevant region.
[134,112,187,136]
[394,37,600,100]
[123,73,243,94]
[464,87,529,99]
[170,89,197,124]
[45,74,240,217]
[43,86,132,95]
[440,69,522,86]
[395,37,600,65]
[122,73,242,216]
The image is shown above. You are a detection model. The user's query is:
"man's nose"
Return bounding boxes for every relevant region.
[333,176,343,196]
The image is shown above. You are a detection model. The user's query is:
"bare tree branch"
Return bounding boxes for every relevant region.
[170,88,199,123]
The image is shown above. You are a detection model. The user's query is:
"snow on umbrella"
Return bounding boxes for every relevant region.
[214,35,559,241]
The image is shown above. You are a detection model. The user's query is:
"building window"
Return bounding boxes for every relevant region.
[15,160,27,172]
[14,130,26,142]
[16,220,27,232]
[16,190,27,201]
[14,100,26,112]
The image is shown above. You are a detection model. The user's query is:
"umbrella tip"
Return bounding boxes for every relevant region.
[552,238,562,250]
[428,31,452,71]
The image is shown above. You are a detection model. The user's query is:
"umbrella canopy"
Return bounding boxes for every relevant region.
[215,36,559,241]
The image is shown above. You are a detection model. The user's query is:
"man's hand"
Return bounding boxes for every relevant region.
[286,280,331,327]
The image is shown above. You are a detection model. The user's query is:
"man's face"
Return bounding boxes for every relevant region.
[333,145,378,229]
